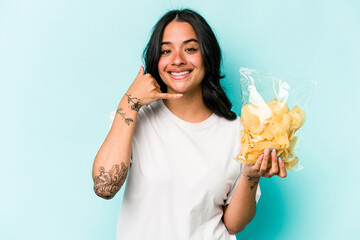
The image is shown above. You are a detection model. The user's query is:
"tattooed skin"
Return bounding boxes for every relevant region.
[116,94,141,125]
[250,182,259,190]
[94,162,128,199]
[125,93,142,112]
[246,175,255,181]
[116,107,134,125]
[246,175,259,190]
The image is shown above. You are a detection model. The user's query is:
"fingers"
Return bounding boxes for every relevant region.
[156,92,183,99]
[153,80,161,90]
[253,154,263,171]
[136,66,145,78]
[269,149,279,175]
[278,158,287,178]
[254,148,287,179]
[133,68,181,101]
[260,148,270,175]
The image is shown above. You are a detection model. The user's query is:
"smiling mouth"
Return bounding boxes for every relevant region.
[170,70,191,76]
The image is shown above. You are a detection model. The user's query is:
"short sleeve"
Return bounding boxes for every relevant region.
[256,184,261,203]
[225,164,261,205]
[225,168,241,205]
[109,110,116,128]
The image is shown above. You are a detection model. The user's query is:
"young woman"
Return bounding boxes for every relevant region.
[92,9,287,240]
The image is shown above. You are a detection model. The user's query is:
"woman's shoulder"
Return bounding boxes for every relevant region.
[217,114,241,127]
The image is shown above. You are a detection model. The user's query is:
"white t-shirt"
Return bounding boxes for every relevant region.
[112,100,260,240]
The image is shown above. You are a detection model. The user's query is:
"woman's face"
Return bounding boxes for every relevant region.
[158,20,205,94]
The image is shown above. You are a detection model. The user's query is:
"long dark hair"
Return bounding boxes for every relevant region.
[143,9,236,120]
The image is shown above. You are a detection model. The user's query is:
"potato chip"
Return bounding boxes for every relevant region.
[289,106,306,130]
[281,113,292,131]
[267,99,289,117]
[236,99,305,169]
[283,157,299,170]
[241,104,264,134]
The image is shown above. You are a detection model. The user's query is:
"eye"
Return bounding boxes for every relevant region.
[185,48,197,52]
[161,49,171,55]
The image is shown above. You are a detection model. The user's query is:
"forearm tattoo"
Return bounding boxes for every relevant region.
[116,107,134,126]
[116,94,141,125]
[125,93,142,112]
[94,162,129,199]
[246,175,259,190]
[250,182,258,190]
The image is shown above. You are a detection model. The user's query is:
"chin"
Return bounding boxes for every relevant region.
[167,82,191,93]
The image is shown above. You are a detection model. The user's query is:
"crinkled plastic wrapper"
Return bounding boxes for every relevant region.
[236,68,315,171]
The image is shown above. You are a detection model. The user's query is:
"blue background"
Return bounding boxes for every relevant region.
[1,0,359,239]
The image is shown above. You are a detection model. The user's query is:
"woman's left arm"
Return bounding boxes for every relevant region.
[223,148,287,234]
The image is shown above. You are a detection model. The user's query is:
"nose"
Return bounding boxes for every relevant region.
[171,50,186,66]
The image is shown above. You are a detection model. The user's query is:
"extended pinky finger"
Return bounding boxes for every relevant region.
[156,93,183,99]
[278,158,287,178]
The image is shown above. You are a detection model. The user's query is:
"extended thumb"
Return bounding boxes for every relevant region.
[136,66,145,78]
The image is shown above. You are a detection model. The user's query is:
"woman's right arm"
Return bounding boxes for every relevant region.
[92,93,139,199]
[92,67,182,199]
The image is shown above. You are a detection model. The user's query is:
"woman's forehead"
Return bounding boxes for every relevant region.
[161,21,198,43]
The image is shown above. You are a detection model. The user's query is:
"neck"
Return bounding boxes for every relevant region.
[163,89,212,123]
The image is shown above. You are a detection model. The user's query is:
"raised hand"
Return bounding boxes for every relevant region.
[125,66,183,109]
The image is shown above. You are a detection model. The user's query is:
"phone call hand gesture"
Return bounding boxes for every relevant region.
[126,66,183,109]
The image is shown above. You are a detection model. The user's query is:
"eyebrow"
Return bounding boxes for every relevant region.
[161,38,198,45]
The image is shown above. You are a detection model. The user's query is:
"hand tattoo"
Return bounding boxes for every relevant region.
[94,162,129,199]
[247,175,255,181]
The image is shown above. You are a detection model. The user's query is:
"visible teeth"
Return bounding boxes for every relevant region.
[171,71,190,76]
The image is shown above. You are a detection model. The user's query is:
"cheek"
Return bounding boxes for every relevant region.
[189,54,204,70]
[193,58,203,68]
[192,56,205,78]
[158,57,167,72]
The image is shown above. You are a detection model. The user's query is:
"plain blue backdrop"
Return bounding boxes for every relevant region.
[1,0,359,239]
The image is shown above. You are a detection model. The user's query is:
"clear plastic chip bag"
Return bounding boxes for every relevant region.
[236,67,316,171]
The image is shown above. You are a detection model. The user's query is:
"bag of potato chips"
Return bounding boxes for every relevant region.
[236,67,315,171]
